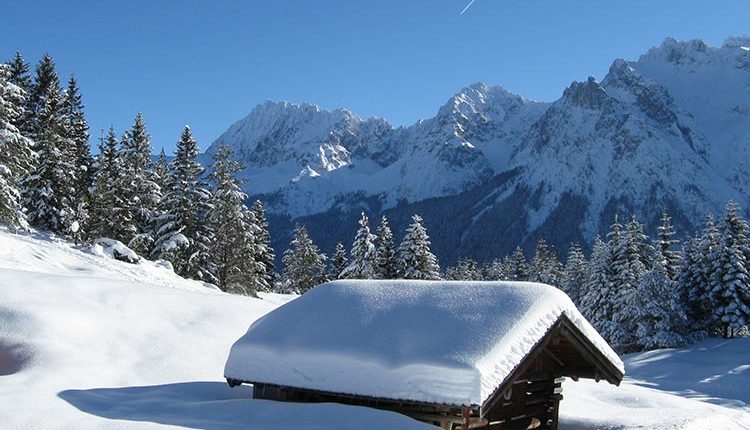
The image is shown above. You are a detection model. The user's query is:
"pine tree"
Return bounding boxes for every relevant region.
[656,208,682,281]
[634,257,688,350]
[341,212,377,279]
[610,217,650,352]
[679,216,720,333]
[528,239,563,286]
[561,243,589,306]
[580,236,615,337]
[397,214,441,280]
[485,258,505,281]
[60,75,91,241]
[6,51,32,137]
[252,200,276,289]
[151,126,214,282]
[121,114,161,254]
[374,216,399,279]
[709,201,750,338]
[87,128,135,242]
[330,242,348,279]
[506,247,528,281]
[0,63,35,230]
[26,55,59,141]
[281,225,327,294]
[23,59,78,235]
[207,144,266,295]
[153,147,169,193]
[446,258,483,280]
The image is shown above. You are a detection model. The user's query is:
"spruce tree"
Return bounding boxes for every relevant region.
[330,242,348,279]
[679,216,720,333]
[61,75,91,241]
[397,214,441,280]
[151,126,214,282]
[153,147,169,193]
[87,128,135,242]
[121,114,161,254]
[0,63,35,230]
[561,243,589,306]
[252,200,277,289]
[657,208,682,280]
[447,258,482,280]
[580,236,615,337]
[610,217,650,352]
[486,258,505,281]
[634,257,688,350]
[7,51,32,137]
[528,239,563,286]
[709,202,750,338]
[507,247,528,281]
[23,62,78,235]
[374,216,399,279]
[281,225,327,294]
[207,144,266,295]
[341,212,377,279]
[26,55,59,141]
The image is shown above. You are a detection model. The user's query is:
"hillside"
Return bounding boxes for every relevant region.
[206,36,750,262]
[0,230,748,429]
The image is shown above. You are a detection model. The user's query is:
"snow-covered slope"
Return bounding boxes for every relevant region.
[208,36,750,261]
[1,231,749,429]
[0,230,431,430]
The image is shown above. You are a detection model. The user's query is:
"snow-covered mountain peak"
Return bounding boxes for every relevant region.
[640,37,711,66]
[562,76,608,109]
[722,35,750,49]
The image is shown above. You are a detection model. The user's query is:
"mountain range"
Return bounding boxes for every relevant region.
[203,36,750,264]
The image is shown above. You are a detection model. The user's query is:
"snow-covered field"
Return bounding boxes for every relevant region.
[1,229,749,429]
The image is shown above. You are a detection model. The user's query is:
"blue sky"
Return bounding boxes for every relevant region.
[3,0,749,153]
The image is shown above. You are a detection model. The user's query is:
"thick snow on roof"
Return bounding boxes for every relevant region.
[224,280,624,406]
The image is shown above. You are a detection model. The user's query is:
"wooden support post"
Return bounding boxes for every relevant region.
[462,407,470,430]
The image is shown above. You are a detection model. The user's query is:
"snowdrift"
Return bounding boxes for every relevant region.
[0,230,749,429]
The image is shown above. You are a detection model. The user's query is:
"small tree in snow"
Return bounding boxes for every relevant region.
[252,200,276,289]
[340,212,377,279]
[87,128,135,242]
[561,243,588,306]
[485,258,504,281]
[634,257,688,350]
[528,239,563,286]
[121,113,161,255]
[329,242,348,279]
[398,214,441,280]
[374,216,399,279]
[506,247,528,281]
[708,202,750,338]
[656,208,682,281]
[151,126,214,283]
[0,63,34,231]
[281,225,327,294]
[580,236,615,338]
[207,144,267,295]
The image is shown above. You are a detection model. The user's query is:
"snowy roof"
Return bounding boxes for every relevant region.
[224,280,624,407]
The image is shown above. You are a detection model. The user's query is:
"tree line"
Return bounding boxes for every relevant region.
[0,52,275,295]
[279,213,441,293]
[440,206,750,352]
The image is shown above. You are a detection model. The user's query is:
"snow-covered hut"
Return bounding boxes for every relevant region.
[224,280,624,429]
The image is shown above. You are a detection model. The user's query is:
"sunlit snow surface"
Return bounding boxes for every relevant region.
[1,229,749,429]
[225,280,622,406]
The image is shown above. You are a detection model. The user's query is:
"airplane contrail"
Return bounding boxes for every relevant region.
[459,0,478,15]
